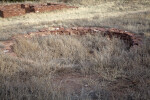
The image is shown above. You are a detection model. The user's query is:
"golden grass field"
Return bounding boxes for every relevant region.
[0,0,150,100]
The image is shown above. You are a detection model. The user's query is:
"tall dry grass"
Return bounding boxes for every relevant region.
[0,0,150,100]
[0,0,150,41]
[0,32,150,100]
[59,0,150,5]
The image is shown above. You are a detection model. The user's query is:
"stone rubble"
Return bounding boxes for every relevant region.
[0,27,142,57]
[1,27,142,56]
[36,27,142,47]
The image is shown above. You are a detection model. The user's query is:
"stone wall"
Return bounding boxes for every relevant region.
[0,3,76,18]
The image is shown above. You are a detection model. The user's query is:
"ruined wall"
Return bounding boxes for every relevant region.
[0,3,76,18]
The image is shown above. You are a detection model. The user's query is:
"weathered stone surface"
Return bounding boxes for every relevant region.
[26,27,142,47]
[0,3,77,18]
[0,9,26,18]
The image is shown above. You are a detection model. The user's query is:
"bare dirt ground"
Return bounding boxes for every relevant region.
[0,0,150,100]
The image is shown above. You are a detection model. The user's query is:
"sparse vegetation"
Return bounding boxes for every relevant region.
[0,0,150,100]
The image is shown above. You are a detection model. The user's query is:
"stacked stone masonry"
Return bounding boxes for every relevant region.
[24,27,142,47]
[0,3,76,18]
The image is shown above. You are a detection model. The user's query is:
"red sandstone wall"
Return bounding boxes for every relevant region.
[0,3,76,18]
[0,4,25,18]
[0,9,26,18]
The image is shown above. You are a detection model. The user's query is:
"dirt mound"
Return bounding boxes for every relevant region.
[0,3,76,18]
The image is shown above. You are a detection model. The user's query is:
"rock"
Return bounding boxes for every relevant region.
[0,3,77,18]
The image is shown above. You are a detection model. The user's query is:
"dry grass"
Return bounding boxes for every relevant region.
[1,33,150,100]
[0,0,150,40]
[0,0,150,100]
